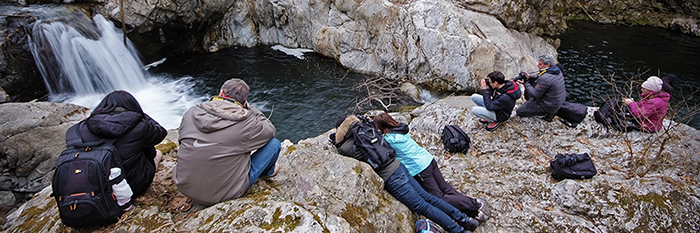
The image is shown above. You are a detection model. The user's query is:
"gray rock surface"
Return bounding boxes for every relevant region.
[203,0,555,91]
[0,102,89,194]
[3,97,699,232]
[0,87,9,103]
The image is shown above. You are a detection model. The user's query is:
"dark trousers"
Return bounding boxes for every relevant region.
[414,159,481,217]
[384,165,467,233]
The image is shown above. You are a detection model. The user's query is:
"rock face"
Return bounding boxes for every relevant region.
[203,0,555,91]
[0,102,89,223]
[4,97,700,232]
[2,0,699,100]
[0,7,44,102]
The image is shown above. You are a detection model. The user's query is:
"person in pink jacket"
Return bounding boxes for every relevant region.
[622,76,671,132]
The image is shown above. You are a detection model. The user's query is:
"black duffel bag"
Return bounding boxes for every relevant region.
[550,153,597,180]
[556,102,588,128]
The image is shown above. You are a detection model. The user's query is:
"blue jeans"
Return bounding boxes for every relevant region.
[248,138,281,188]
[471,94,497,122]
[384,165,467,233]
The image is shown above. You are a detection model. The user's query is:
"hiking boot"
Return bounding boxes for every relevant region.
[476,197,491,222]
[485,121,502,131]
[458,216,478,231]
[542,113,555,122]
[478,118,489,124]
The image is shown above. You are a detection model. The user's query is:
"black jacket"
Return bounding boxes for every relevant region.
[74,111,166,197]
[482,80,521,122]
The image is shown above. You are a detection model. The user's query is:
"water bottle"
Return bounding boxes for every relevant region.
[109,167,133,207]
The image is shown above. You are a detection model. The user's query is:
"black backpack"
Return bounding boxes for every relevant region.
[549,153,597,180]
[556,102,588,127]
[352,122,396,170]
[441,125,470,153]
[52,123,129,228]
[594,98,639,131]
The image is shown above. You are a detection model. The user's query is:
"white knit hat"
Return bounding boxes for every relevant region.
[641,76,663,92]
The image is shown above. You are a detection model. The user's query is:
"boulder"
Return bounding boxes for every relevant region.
[4,96,700,232]
[0,87,9,103]
[4,133,415,232]
[0,102,89,223]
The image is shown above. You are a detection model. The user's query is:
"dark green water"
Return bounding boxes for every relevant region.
[150,46,366,143]
[558,20,700,129]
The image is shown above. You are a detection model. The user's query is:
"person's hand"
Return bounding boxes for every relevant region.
[622,98,633,105]
[516,79,525,84]
[480,79,488,89]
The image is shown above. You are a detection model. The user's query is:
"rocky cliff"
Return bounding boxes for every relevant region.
[3,97,699,232]
[2,0,699,100]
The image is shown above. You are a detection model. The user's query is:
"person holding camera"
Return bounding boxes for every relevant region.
[621,76,670,132]
[174,78,281,206]
[515,54,566,121]
[470,71,521,131]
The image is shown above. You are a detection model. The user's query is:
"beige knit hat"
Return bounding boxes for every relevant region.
[641,76,663,92]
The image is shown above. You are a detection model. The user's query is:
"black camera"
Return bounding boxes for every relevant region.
[359,114,373,123]
[515,71,529,82]
[484,78,490,85]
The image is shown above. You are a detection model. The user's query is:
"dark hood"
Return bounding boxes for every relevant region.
[497,80,521,100]
[86,111,142,138]
[389,123,410,134]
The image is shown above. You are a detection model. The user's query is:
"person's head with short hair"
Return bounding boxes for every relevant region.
[537,54,555,70]
[374,112,401,134]
[220,78,250,104]
[641,76,663,94]
[487,71,506,84]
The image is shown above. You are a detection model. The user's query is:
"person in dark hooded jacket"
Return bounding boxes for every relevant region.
[70,90,167,198]
[471,71,521,131]
[661,74,676,97]
[516,54,567,121]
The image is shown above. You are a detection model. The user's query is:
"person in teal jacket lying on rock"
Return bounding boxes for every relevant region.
[373,113,491,223]
[332,115,478,233]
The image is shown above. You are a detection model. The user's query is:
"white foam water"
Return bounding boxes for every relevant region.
[30,12,205,129]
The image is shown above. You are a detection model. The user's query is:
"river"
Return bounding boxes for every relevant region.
[557,20,700,129]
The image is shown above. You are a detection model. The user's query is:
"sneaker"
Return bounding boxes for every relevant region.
[476,197,491,222]
[457,216,478,231]
[478,118,489,124]
[485,121,502,131]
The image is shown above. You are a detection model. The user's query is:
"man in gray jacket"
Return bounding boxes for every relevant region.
[174,78,280,206]
[516,54,567,121]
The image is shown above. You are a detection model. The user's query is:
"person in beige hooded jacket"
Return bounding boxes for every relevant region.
[174,78,280,206]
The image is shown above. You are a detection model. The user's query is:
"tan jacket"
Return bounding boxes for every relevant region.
[173,98,276,205]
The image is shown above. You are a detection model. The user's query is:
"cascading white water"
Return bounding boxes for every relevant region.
[29,10,205,129]
[30,14,147,95]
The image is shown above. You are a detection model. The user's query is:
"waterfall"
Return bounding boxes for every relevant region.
[28,10,205,129]
[30,13,147,96]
